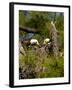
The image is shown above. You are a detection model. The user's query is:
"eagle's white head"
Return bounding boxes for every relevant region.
[43,38,50,45]
[30,39,39,46]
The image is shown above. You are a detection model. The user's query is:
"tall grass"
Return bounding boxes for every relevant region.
[19,50,64,79]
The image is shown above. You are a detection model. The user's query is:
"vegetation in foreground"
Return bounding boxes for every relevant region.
[19,49,64,79]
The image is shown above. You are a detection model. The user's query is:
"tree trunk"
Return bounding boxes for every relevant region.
[50,21,59,57]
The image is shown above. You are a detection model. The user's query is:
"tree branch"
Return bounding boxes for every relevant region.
[19,26,40,33]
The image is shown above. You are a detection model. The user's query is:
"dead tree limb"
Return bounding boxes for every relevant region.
[19,26,40,33]
[50,21,59,57]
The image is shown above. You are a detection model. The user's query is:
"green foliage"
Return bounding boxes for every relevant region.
[19,11,26,26]
[55,15,64,31]
[55,15,64,49]
[19,50,64,79]
[19,11,50,38]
